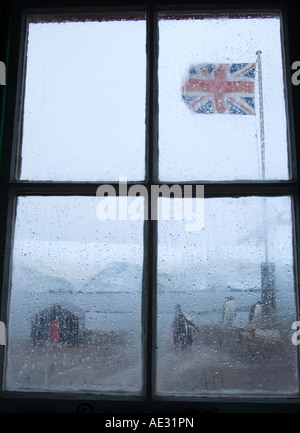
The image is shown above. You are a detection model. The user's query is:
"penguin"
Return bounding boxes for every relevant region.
[173,304,196,350]
[222,296,236,327]
[249,300,263,327]
[173,304,186,349]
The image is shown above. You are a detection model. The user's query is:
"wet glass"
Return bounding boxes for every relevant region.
[19,16,146,181]
[158,13,290,181]
[157,196,298,395]
[5,196,144,393]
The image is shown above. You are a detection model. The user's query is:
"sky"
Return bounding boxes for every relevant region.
[20,14,289,182]
[12,195,293,285]
[12,13,295,285]
[20,19,146,181]
[158,15,289,181]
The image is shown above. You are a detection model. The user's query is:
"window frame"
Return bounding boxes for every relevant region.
[0,0,300,413]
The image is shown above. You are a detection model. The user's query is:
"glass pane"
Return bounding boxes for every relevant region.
[157,197,298,395]
[19,16,146,181]
[158,13,290,181]
[6,196,144,393]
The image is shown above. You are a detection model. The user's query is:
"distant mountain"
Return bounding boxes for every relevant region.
[10,260,294,296]
[84,261,143,293]
[11,262,145,295]
[11,264,75,294]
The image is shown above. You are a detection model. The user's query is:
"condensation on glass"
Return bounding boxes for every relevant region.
[19,15,146,181]
[158,13,290,181]
[5,196,144,393]
[157,197,298,395]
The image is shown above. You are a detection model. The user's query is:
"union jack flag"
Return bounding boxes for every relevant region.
[182,63,256,115]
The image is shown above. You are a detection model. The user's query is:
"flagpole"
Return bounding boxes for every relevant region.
[256,50,268,263]
[256,51,277,327]
[256,51,266,182]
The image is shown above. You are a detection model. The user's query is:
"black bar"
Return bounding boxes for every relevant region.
[1,392,300,413]
[7,180,299,197]
[144,4,158,402]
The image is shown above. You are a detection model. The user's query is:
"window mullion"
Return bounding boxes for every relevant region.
[143,5,159,400]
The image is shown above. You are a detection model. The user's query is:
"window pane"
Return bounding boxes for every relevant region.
[157,197,298,395]
[19,16,146,181]
[6,196,144,393]
[158,13,290,181]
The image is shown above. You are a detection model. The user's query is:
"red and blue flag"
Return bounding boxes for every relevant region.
[182,63,256,115]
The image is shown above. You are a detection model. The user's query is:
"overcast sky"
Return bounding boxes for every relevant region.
[12,14,294,284]
[12,195,293,285]
[20,14,289,182]
[158,15,289,181]
[21,19,146,181]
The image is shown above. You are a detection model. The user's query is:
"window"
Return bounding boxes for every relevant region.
[0,1,300,413]
[7,12,147,394]
[159,13,289,181]
[19,16,146,181]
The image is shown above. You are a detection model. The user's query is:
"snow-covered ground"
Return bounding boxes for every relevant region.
[4,261,298,394]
